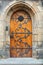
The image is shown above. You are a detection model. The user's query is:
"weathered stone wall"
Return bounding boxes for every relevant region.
[0,0,43,59]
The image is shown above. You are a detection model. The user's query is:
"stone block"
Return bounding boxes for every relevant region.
[32,35,38,42]
[38,28,43,34]
[32,41,38,49]
[0,41,4,49]
[38,34,43,41]
[0,35,5,41]
[32,28,38,34]
[32,50,39,58]
[32,22,38,29]
[36,49,43,59]
[37,41,43,48]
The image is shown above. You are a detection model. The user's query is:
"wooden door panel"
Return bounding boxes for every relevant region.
[10,10,32,57]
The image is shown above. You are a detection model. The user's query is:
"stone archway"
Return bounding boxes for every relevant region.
[2,1,39,58]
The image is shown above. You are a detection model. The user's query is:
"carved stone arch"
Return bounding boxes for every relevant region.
[2,1,39,58]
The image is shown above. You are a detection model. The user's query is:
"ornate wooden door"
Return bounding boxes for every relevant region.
[10,10,32,57]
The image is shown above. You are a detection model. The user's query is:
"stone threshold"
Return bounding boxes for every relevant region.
[0,58,43,64]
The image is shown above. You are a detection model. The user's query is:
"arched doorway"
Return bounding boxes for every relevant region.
[1,0,39,58]
[10,9,32,57]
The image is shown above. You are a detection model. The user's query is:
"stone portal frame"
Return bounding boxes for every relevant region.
[2,1,39,58]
